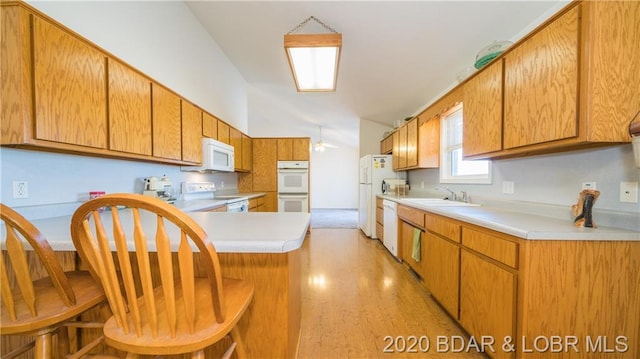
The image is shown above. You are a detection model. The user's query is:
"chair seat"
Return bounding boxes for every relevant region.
[103,277,254,355]
[1,271,106,335]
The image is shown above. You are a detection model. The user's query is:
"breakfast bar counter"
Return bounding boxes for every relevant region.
[4,211,310,359]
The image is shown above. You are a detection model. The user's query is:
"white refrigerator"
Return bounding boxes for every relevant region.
[358,154,394,238]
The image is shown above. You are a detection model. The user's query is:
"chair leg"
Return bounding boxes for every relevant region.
[57,326,70,359]
[229,326,247,359]
[34,333,52,359]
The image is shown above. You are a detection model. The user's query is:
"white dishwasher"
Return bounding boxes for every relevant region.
[382,200,399,258]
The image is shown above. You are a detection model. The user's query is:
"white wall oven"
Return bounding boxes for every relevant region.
[277,161,309,212]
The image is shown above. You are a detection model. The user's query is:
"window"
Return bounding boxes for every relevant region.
[440,104,492,184]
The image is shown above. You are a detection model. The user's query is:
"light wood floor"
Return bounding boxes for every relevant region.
[298,228,488,358]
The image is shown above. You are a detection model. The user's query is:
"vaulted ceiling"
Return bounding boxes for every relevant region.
[185,1,568,148]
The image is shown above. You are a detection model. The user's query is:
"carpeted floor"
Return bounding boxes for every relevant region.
[310,208,358,229]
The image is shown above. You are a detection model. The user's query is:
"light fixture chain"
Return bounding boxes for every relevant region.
[287,16,337,34]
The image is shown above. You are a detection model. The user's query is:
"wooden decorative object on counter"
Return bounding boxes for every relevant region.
[70,194,254,358]
[0,204,106,359]
[572,189,600,228]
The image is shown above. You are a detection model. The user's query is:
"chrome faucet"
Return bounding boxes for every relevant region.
[436,187,457,201]
[460,190,470,203]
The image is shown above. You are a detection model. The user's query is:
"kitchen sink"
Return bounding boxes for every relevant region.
[402,198,480,207]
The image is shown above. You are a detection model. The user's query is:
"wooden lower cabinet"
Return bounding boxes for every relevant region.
[397,204,639,359]
[375,198,384,240]
[459,249,516,359]
[423,232,460,319]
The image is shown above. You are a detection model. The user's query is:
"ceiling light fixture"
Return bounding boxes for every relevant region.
[284,16,342,92]
[314,126,338,152]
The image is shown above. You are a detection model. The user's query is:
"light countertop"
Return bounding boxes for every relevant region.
[380,195,639,241]
[20,209,310,253]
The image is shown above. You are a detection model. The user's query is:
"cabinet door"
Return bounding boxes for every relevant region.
[463,60,503,156]
[503,6,579,149]
[424,232,459,319]
[277,138,293,160]
[405,118,418,168]
[217,121,230,144]
[108,59,151,155]
[242,134,252,171]
[392,131,400,171]
[400,221,423,278]
[33,17,107,148]
[417,116,439,168]
[252,139,278,191]
[398,125,407,169]
[202,112,218,139]
[230,127,242,170]
[181,101,202,163]
[152,84,181,160]
[460,250,516,359]
[292,138,310,160]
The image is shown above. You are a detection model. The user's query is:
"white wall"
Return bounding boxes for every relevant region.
[1,1,248,218]
[359,119,393,157]
[407,145,640,214]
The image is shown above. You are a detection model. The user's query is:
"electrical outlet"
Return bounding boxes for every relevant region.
[582,182,597,190]
[420,181,424,189]
[220,181,224,189]
[13,181,28,198]
[502,181,515,194]
[620,181,638,203]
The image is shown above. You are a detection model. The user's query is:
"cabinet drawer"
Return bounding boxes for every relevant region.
[376,207,384,225]
[424,213,460,243]
[398,205,425,228]
[376,197,384,209]
[462,228,518,268]
[249,198,258,210]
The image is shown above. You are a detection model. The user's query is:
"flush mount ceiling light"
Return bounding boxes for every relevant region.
[284,16,342,92]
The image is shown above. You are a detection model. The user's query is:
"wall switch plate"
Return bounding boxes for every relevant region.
[502,181,514,194]
[620,181,638,203]
[582,182,596,190]
[13,181,28,199]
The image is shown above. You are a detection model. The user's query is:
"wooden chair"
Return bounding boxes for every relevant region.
[70,193,254,358]
[0,203,107,359]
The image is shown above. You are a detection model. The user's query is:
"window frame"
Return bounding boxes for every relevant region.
[439,103,492,184]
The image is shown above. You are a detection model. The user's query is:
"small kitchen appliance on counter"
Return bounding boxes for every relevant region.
[143,175,176,203]
[382,178,409,196]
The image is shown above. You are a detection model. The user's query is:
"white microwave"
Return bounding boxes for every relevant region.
[182,138,235,172]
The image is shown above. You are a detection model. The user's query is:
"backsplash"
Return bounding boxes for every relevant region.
[407,144,639,230]
[0,148,237,219]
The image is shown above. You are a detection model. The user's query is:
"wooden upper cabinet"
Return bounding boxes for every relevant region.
[277,138,310,161]
[397,124,407,169]
[292,138,310,160]
[405,118,418,168]
[277,138,293,160]
[202,112,218,139]
[217,121,230,144]
[503,6,579,149]
[417,115,439,168]
[230,127,242,170]
[242,134,252,171]
[463,59,503,157]
[33,16,107,148]
[392,131,400,171]
[181,100,202,163]
[108,59,151,155]
[581,1,640,142]
[152,84,181,160]
[252,138,278,191]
